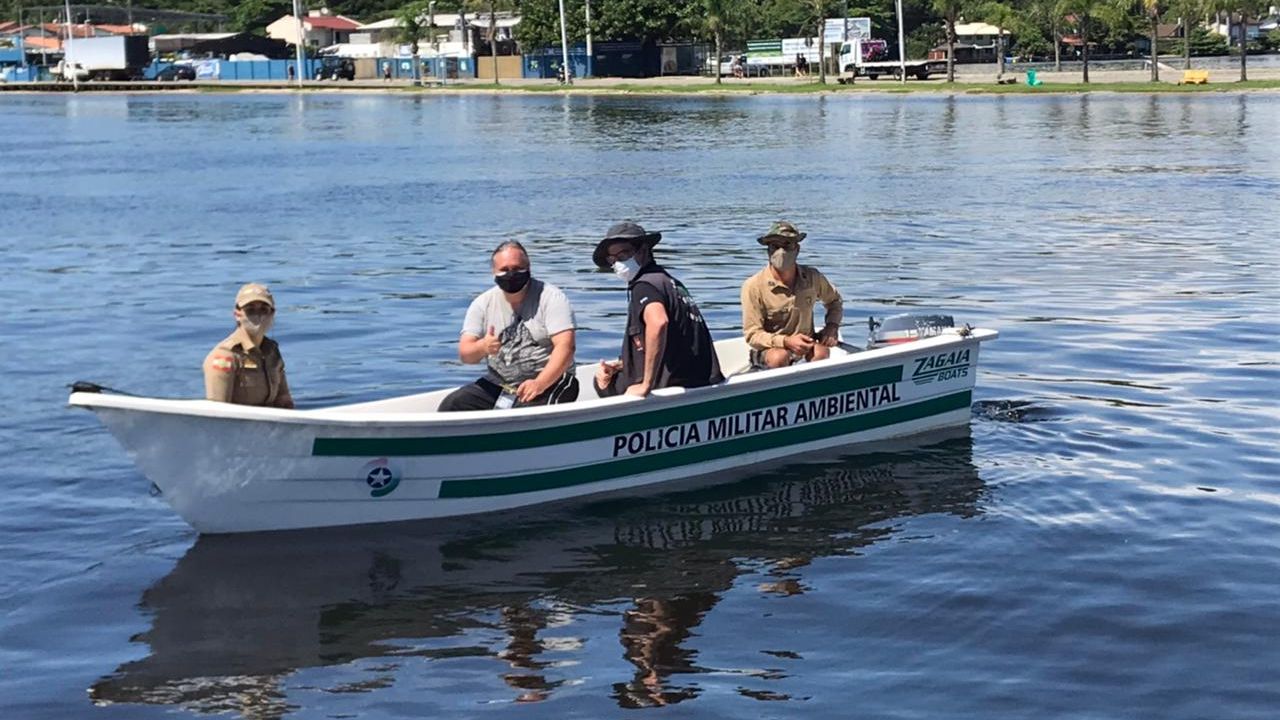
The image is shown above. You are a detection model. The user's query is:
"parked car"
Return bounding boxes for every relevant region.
[316,58,355,81]
[706,54,770,78]
[155,64,196,81]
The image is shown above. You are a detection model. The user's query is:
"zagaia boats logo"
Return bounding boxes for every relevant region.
[911,348,971,385]
[362,457,401,497]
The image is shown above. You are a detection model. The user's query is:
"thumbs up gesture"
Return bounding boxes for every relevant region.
[481,325,502,357]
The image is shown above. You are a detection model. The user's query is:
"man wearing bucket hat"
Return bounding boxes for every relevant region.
[593,221,723,398]
[202,282,294,408]
[740,221,843,370]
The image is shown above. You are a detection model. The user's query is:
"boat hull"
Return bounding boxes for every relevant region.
[72,330,995,533]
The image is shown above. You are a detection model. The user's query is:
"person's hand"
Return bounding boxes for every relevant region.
[783,334,815,357]
[480,326,502,357]
[595,360,621,390]
[817,325,839,347]
[516,378,546,403]
[624,382,651,397]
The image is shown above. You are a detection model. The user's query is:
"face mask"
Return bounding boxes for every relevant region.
[769,246,798,272]
[613,257,642,283]
[241,312,274,337]
[494,269,531,294]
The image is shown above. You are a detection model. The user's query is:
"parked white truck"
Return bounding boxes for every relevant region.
[837,37,948,81]
[56,36,150,81]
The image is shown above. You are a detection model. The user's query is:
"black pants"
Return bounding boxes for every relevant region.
[438,373,580,412]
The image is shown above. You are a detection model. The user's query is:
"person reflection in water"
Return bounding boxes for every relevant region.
[497,604,555,703]
[612,593,719,708]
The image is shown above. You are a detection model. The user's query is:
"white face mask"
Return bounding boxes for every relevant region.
[240,312,274,337]
[769,246,799,272]
[613,257,642,283]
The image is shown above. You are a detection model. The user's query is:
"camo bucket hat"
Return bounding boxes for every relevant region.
[757,221,807,246]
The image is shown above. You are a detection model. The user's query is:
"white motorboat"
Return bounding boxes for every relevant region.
[69,319,996,534]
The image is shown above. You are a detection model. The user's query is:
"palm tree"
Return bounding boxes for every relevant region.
[1055,0,1124,83]
[705,0,730,84]
[393,2,432,86]
[1166,0,1197,69]
[1224,0,1269,81]
[978,2,1018,79]
[487,0,500,85]
[931,0,964,82]
[810,0,830,83]
[1143,0,1161,81]
[1026,0,1065,71]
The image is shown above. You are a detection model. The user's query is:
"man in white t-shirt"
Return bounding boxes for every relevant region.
[439,241,579,411]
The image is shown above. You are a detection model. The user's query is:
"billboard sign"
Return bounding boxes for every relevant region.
[824,17,872,42]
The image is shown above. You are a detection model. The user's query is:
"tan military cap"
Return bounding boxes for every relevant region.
[234,283,275,309]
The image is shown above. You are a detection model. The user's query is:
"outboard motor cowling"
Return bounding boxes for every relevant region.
[867,314,955,349]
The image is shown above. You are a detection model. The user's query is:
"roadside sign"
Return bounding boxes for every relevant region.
[824,17,872,42]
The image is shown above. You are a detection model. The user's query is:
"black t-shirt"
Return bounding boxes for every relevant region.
[600,263,724,397]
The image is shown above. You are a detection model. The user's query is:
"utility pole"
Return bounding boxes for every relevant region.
[842,0,849,76]
[556,0,571,84]
[17,1,26,70]
[584,0,592,78]
[894,0,905,83]
[291,0,305,87]
[428,1,437,83]
[63,0,77,90]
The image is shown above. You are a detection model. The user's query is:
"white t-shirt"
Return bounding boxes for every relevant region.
[462,278,576,384]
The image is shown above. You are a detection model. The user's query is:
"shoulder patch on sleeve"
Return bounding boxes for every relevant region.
[209,355,235,372]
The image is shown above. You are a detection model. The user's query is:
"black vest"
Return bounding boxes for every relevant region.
[605,263,724,396]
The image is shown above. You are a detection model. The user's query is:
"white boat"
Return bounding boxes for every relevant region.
[69,323,997,534]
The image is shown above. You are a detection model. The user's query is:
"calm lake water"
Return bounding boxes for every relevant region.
[1,91,1278,719]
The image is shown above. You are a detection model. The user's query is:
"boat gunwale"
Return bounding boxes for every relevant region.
[67,328,996,428]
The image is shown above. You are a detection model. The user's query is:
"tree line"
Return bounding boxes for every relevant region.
[511,0,1273,83]
[4,0,1274,81]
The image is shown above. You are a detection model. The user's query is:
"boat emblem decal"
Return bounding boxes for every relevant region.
[362,457,401,498]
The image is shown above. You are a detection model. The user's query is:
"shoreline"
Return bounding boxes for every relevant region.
[4,74,1280,97]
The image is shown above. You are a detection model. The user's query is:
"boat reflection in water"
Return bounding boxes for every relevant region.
[90,431,984,715]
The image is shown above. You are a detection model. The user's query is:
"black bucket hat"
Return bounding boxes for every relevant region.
[593,222,662,269]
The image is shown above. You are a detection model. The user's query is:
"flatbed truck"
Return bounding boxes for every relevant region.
[837,38,948,82]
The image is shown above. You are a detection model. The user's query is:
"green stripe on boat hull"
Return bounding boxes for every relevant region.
[437,390,971,499]
[313,365,904,457]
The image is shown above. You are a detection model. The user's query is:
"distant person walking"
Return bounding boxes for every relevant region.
[795,53,809,78]
[287,64,295,82]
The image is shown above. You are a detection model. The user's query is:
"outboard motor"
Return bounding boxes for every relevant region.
[867,313,956,349]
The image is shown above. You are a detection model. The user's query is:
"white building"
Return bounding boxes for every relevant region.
[266,9,361,50]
